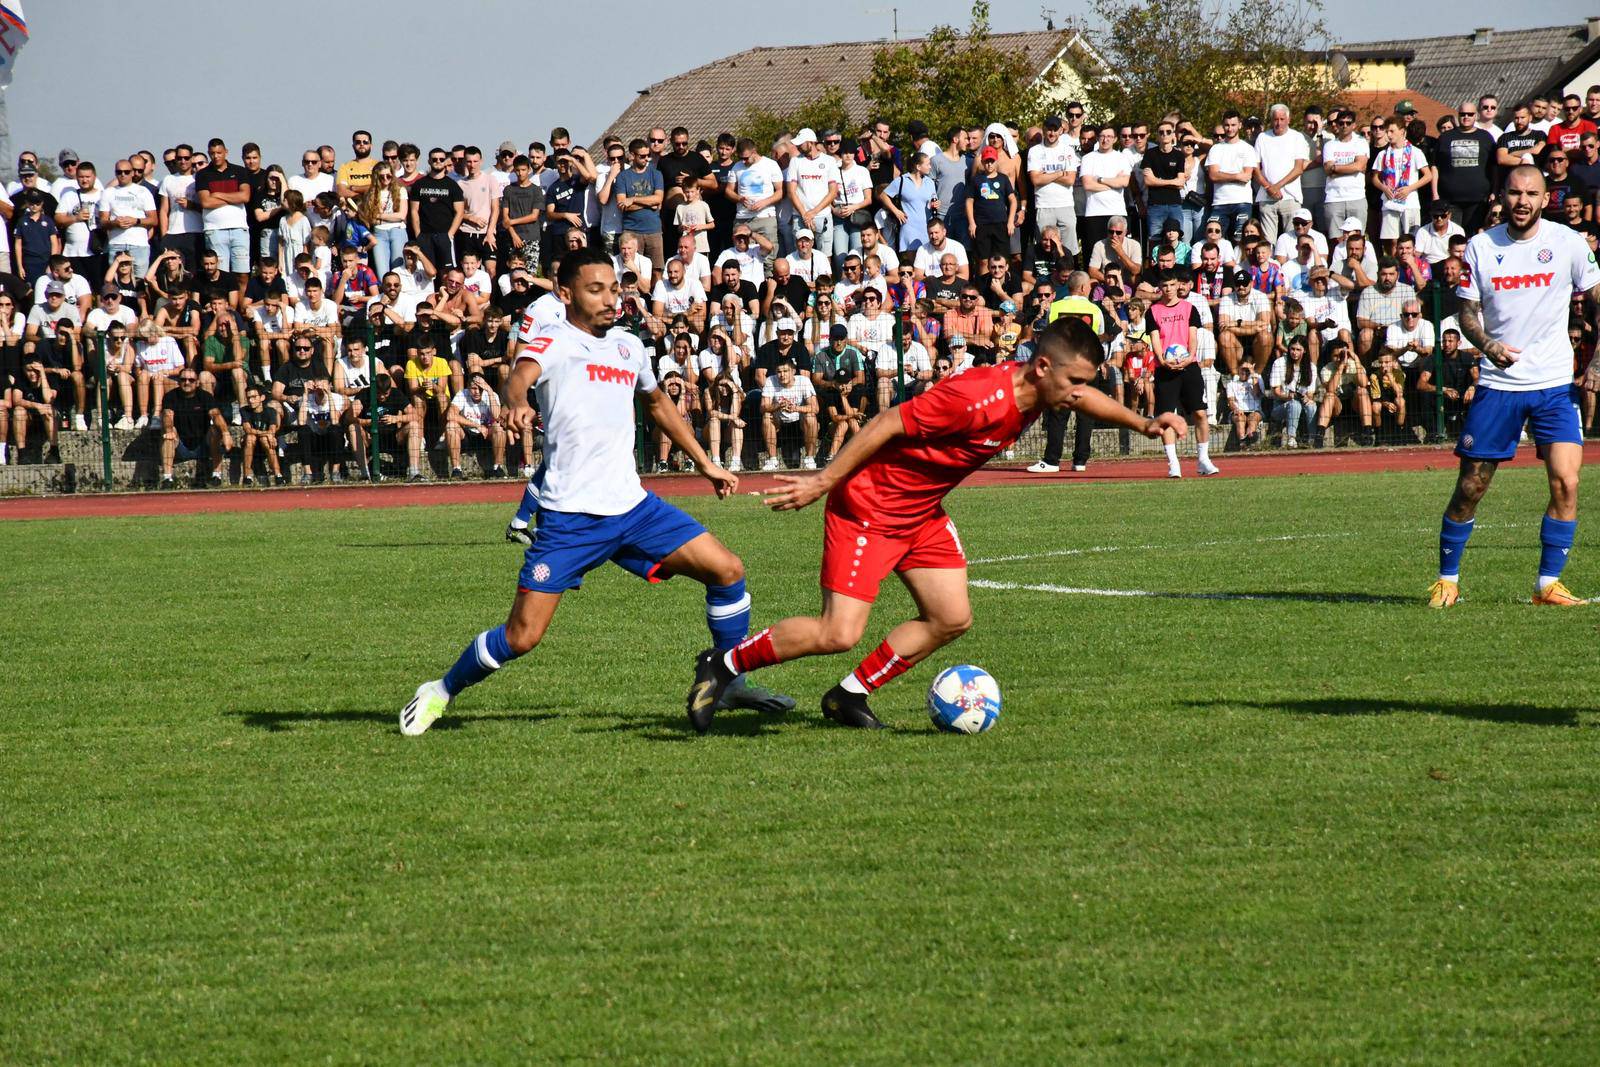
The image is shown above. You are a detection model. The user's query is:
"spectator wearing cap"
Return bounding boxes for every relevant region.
[784,128,840,256]
[1300,265,1352,356]
[1329,219,1376,291]
[1252,104,1311,245]
[965,145,1016,263]
[945,333,974,374]
[1272,208,1326,263]
[829,143,873,272]
[1029,114,1081,261]
[813,322,869,456]
[13,188,60,286]
[1216,268,1270,374]
[715,224,767,288]
[784,227,829,287]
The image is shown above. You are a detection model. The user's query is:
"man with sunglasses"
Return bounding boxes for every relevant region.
[1435,100,1497,233]
[1550,94,1596,158]
[335,130,378,206]
[410,148,465,272]
[95,159,157,279]
[159,368,229,489]
[657,126,714,255]
[1320,109,1370,236]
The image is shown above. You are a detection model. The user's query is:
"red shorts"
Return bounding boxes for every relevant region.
[821,506,967,602]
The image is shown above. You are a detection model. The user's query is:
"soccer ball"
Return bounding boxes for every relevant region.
[1164,344,1190,364]
[927,665,1002,734]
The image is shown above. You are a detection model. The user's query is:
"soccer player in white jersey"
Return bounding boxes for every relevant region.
[1430,165,1600,608]
[402,247,792,734]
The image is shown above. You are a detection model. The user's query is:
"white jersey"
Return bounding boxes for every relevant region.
[517,320,657,515]
[336,355,372,391]
[1458,221,1600,392]
[847,312,895,361]
[450,387,497,427]
[516,292,566,349]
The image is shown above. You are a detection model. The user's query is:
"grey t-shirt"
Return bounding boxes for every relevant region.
[926,149,967,220]
[501,182,546,250]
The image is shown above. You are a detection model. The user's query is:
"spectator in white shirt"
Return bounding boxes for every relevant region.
[1253,104,1312,244]
[1413,203,1465,264]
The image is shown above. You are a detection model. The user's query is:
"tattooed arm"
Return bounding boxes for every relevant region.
[1456,298,1520,368]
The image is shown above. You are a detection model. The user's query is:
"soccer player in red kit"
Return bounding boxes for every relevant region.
[686,317,1186,730]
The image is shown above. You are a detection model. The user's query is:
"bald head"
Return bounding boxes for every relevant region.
[1066,270,1091,296]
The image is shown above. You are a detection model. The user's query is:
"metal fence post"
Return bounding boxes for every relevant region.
[893,310,905,405]
[365,320,379,479]
[1429,281,1445,441]
[97,334,112,488]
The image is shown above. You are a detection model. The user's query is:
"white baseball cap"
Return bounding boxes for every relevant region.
[1340,217,1363,233]
[776,317,798,332]
[794,128,818,145]
[795,227,815,241]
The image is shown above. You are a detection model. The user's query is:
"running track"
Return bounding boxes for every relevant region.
[8,444,1592,522]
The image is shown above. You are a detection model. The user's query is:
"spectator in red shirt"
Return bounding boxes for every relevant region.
[1550,94,1598,157]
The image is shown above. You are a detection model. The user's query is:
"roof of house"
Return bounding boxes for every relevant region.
[1335,89,1453,128]
[1342,22,1594,108]
[601,30,1074,146]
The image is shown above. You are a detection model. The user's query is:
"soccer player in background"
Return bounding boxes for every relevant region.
[687,318,1185,730]
[401,247,792,735]
[1430,165,1600,608]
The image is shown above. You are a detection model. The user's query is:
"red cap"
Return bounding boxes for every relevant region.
[980,146,999,161]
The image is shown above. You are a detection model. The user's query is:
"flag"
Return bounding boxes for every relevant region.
[0,3,27,89]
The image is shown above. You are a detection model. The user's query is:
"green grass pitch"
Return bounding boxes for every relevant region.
[4,467,1599,1064]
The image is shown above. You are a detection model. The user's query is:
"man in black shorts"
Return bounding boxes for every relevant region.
[1147,268,1219,478]
[160,367,231,488]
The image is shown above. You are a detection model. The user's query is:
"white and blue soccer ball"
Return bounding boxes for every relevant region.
[927,665,1002,734]
[1164,343,1190,364]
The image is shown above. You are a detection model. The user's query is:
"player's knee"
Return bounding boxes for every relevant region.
[1551,472,1579,506]
[934,611,974,643]
[713,555,745,587]
[817,616,864,655]
[503,618,544,655]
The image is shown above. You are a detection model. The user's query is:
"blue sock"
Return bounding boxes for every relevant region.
[510,485,538,529]
[1439,516,1474,581]
[442,624,521,697]
[705,579,751,651]
[1538,516,1577,589]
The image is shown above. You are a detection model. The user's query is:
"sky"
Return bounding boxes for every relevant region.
[5,0,1590,173]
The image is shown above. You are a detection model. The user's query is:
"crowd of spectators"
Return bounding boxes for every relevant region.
[0,83,1596,485]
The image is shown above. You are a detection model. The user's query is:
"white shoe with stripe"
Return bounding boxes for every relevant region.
[400,679,450,736]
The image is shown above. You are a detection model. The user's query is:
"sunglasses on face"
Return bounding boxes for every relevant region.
[179,376,198,383]
[293,345,313,352]
[650,137,666,144]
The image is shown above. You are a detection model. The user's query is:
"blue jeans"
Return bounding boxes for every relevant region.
[830,216,862,270]
[1145,204,1184,252]
[205,228,250,273]
[1270,397,1315,442]
[374,227,407,277]
[107,242,149,278]
[1211,204,1252,244]
[1181,205,1205,244]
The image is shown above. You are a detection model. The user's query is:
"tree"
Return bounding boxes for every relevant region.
[861,1,1066,138]
[737,87,853,151]
[1086,0,1340,128]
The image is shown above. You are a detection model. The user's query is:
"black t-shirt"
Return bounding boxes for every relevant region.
[766,276,811,317]
[461,327,509,361]
[192,163,251,219]
[370,382,409,421]
[709,280,758,308]
[164,387,219,441]
[657,150,711,197]
[196,271,233,307]
[244,169,271,230]
[242,404,280,431]
[1545,175,1591,219]
[979,269,1017,310]
[1435,129,1497,203]
[276,359,318,400]
[969,173,1013,226]
[1140,146,1185,206]
[245,275,289,304]
[546,178,585,241]
[927,278,964,306]
[412,176,463,235]
[495,284,536,318]
[755,339,813,377]
[709,160,737,235]
[1497,128,1545,168]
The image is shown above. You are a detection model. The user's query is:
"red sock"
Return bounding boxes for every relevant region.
[728,628,780,673]
[850,640,912,694]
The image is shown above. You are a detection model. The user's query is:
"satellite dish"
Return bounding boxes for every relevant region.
[1331,51,1350,89]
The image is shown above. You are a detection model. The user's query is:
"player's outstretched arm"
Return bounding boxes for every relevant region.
[765,406,906,511]
[646,387,736,498]
[500,357,543,435]
[1065,384,1185,440]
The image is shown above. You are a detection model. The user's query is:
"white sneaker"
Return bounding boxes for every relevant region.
[1167,465,1182,479]
[1072,464,1087,472]
[114,416,135,431]
[726,457,743,473]
[800,455,817,470]
[400,679,450,736]
[132,415,148,430]
[1026,461,1060,473]
[1198,460,1222,476]
[518,464,534,479]
[1002,449,1015,460]
[72,413,87,432]
[761,457,780,471]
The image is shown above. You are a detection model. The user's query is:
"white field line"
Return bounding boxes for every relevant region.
[967,523,1530,567]
[970,579,1386,603]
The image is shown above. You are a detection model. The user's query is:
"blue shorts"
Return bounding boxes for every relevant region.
[517,492,706,594]
[1456,385,1582,463]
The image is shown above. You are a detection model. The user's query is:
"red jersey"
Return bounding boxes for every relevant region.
[829,363,1035,535]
